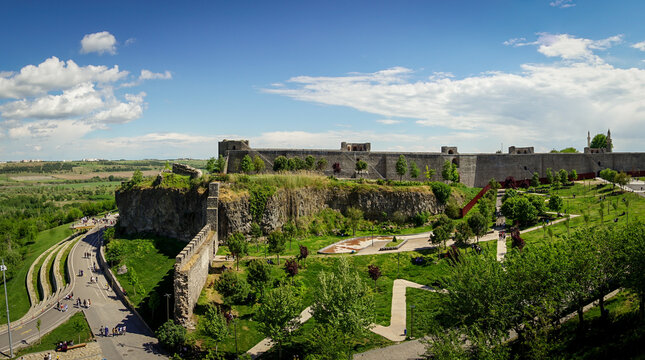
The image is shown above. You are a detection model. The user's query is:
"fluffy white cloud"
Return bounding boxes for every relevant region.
[251,130,422,149]
[125,38,136,46]
[265,34,645,152]
[632,41,645,51]
[80,31,117,55]
[506,33,622,62]
[0,83,103,119]
[139,70,172,80]
[91,92,146,124]
[0,57,127,99]
[550,0,575,8]
[7,119,95,139]
[376,119,402,125]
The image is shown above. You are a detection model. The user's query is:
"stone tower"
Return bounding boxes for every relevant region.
[606,129,613,153]
[587,131,591,148]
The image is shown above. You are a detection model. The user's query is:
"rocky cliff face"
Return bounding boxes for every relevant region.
[218,186,444,237]
[116,187,208,241]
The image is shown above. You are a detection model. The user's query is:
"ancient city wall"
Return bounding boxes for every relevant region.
[226,149,645,188]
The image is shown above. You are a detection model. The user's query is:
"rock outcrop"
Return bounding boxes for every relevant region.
[172,163,203,179]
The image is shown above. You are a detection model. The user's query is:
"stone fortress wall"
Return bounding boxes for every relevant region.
[221,140,645,188]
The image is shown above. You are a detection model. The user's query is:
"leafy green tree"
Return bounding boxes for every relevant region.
[215,271,250,305]
[36,318,41,343]
[311,257,375,358]
[559,147,579,153]
[430,225,451,249]
[501,196,538,227]
[273,156,288,172]
[256,285,301,360]
[199,305,229,354]
[614,171,631,188]
[355,159,368,176]
[240,155,254,174]
[206,157,217,173]
[227,232,248,270]
[305,155,316,170]
[215,155,226,173]
[268,230,286,264]
[253,155,265,173]
[410,161,420,178]
[621,222,645,320]
[250,222,262,252]
[431,181,452,204]
[531,172,540,187]
[451,162,460,183]
[156,320,187,352]
[396,155,408,180]
[131,169,144,184]
[558,169,569,184]
[247,259,272,296]
[545,168,554,185]
[562,233,601,331]
[282,220,296,250]
[590,133,610,149]
[488,178,501,191]
[346,207,364,236]
[570,169,578,181]
[442,160,453,183]
[599,168,617,187]
[467,212,488,242]
[316,158,328,171]
[454,222,473,246]
[548,194,563,214]
[424,165,436,182]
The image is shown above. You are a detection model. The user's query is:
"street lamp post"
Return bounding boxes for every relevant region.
[164,293,171,322]
[234,318,238,359]
[1,260,13,358]
[410,305,415,339]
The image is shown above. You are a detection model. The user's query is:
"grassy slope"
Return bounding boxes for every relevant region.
[0,223,73,325]
[15,311,93,357]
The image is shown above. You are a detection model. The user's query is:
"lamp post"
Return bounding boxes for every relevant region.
[1,260,13,358]
[234,318,238,359]
[410,305,415,339]
[164,293,171,321]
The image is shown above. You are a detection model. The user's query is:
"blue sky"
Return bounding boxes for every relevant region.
[1,0,645,160]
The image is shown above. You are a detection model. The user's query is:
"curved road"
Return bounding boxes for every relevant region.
[0,226,166,359]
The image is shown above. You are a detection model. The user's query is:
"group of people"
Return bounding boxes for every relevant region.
[75,297,91,308]
[55,339,74,352]
[498,231,507,240]
[99,324,126,337]
[83,251,92,258]
[56,302,68,312]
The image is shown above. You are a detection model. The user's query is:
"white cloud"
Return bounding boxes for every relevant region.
[0,57,127,99]
[505,33,622,62]
[251,130,422,149]
[376,119,402,125]
[7,119,95,140]
[80,31,117,55]
[90,92,146,124]
[264,34,645,152]
[139,70,172,80]
[0,83,104,119]
[550,0,575,8]
[632,41,645,51]
[125,38,136,46]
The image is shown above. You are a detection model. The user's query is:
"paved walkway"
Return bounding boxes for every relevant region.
[0,220,166,359]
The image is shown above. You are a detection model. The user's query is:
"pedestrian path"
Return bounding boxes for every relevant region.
[246,306,313,358]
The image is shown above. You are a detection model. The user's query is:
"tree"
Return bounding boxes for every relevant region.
[570,169,578,181]
[451,162,460,183]
[311,257,375,358]
[431,182,452,204]
[240,155,254,174]
[316,158,328,171]
[305,155,316,170]
[268,230,286,264]
[396,155,408,180]
[273,156,288,172]
[253,155,265,173]
[282,220,296,250]
[488,178,501,191]
[424,165,436,182]
[126,267,141,296]
[332,162,341,174]
[216,155,226,173]
[148,292,160,321]
[410,162,420,178]
[284,258,299,278]
[590,133,610,149]
[156,320,187,352]
[247,259,272,297]
[454,222,473,246]
[36,318,41,344]
[442,160,453,183]
[131,169,144,185]
[614,171,631,188]
[206,157,217,173]
[558,169,569,184]
[199,305,229,354]
[355,159,368,176]
[216,271,250,305]
[501,196,538,227]
[250,222,262,253]
[559,147,579,153]
[298,245,309,267]
[431,217,454,249]
[346,207,364,236]
[467,212,488,242]
[621,222,645,319]
[227,232,248,270]
[599,168,617,187]
[548,194,563,214]
[367,265,381,288]
[545,168,554,185]
[531,172,540,187]
[256,285,301,360]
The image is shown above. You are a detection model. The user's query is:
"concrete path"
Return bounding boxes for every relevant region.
[0,218,166,360]
[371,280,444,342]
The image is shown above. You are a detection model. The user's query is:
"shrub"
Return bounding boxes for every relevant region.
[392,210,407,225]
[156,320,186,352]
[413,211,431,226]
[316,158,328,171]
[273,156,288,172]
[215,271,250,305]
[445,202,461,219]
[431,182,452,204]
[284,259,299,278]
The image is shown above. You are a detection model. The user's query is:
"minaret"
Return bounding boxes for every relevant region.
[587,131,590,147]
[606,129,612,152]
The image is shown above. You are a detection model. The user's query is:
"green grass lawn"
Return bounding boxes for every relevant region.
[15,311,93,357]
[59,237,82,287]
[32,247,54,302]
[0,223,74,325]
[111,235,185,329]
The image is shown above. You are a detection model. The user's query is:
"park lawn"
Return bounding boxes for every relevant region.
[540,290,645,359]
[111,235,185,329]
[406,287,454,339]
[0,223,74,325]
[14,311,93,357]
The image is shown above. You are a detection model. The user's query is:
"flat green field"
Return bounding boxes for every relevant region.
[0,223,74,325]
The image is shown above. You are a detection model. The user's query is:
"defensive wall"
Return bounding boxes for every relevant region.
[173,182,219,327]
[224,144,645,188]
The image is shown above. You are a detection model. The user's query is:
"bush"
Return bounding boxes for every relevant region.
[431,182,452,204]
[392,211,407,225]
[273,156,288,172]
[445,202,461,219]
[215,271,250,305]
[413,211,431,227]
[156,320,186,352]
